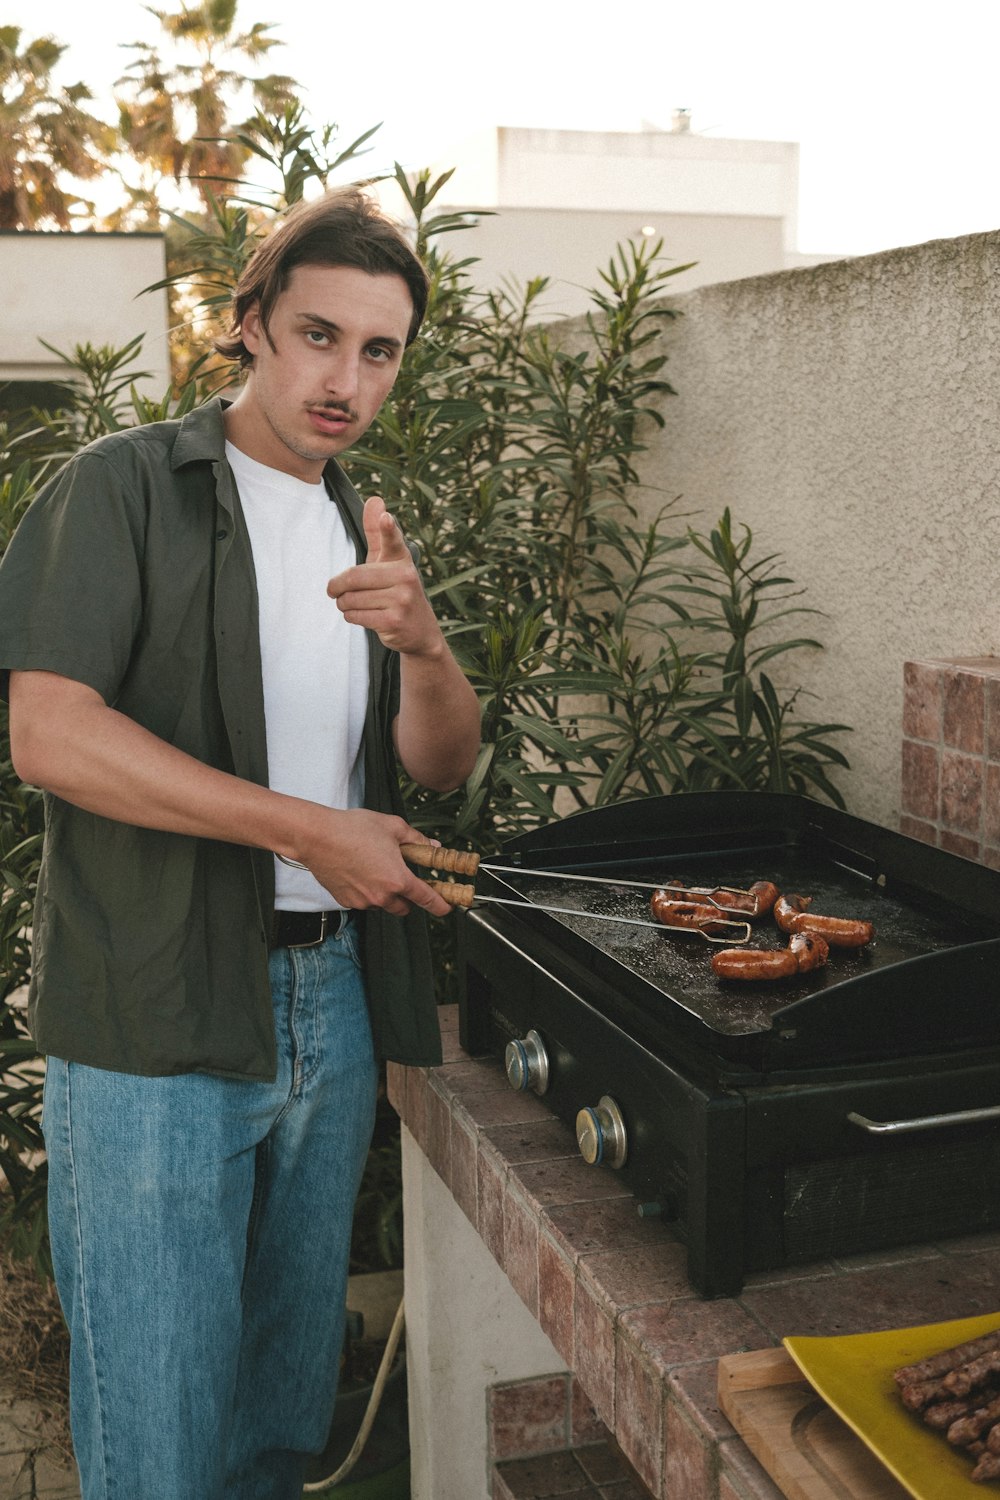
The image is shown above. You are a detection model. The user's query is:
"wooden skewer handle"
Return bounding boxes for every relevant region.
[424,879,476,908]
[401,843,481,876]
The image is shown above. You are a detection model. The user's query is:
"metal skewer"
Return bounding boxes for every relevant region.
[479,863,751,903]
[421,882,751,944]
[473,895,750,944]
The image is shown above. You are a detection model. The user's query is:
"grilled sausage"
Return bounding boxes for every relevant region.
[788,931,830,971]
[661,879,779,918]
[948,1394,1000,1447]
[923,1398,982,1429]
[711,947,798,980]
[972,1449,1000,1481]
[896,1329,1000,1388]
[773,893,874,949]
[773,893,810,932]
[944,1350,1000,1398]
[710,880,780,918]
[902,1376,957,1412]
[710,931,829,981]
[700,888,746,910]
[650,891,734,935]
[747,880,780,917]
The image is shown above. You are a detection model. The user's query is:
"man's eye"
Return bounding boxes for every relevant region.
[368,346,392,362]
[306,330,330,345]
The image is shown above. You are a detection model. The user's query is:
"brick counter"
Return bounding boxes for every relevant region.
[391,1006,1000,1499]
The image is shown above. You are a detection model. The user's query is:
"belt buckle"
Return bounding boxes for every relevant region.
[286,911,328,949]
[304,911,328,948]
[280,910,350,949]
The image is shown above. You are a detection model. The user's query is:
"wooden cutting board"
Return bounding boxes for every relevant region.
[717,1347,910,1500]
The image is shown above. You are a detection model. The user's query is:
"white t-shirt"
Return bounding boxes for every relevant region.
[226,442,369,911]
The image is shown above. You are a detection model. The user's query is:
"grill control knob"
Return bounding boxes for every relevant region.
[576,1096,628,1170]
[505,1029,550,1095]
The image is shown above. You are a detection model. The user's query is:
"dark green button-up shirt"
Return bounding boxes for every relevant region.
[0,399,442,1077]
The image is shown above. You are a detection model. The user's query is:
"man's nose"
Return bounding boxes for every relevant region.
[324,350,359,402]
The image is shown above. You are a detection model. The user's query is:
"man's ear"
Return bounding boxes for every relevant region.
[241,302,262,355]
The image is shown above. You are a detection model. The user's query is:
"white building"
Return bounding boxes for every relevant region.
[388,119,841,317]
[0,231,170,414]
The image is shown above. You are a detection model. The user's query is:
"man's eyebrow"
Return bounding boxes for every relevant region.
[295,312,404,349]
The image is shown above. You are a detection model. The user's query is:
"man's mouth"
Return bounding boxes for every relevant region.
[307,405,358,435]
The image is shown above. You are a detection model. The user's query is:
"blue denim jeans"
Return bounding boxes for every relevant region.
[42,918,378,1500]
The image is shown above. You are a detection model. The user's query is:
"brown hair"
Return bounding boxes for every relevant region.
[213,187,429,366]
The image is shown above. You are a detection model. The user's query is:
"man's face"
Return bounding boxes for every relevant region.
[229,262,414,481]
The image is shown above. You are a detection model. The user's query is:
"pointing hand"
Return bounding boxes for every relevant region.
[327,495,442,657]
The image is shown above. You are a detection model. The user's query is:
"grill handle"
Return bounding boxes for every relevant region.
[847,1105,1000,1136]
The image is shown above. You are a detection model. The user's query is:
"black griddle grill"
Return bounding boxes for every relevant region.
[457,793,1000,1296]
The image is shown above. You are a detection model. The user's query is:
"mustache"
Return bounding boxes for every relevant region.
[308,402,360,423]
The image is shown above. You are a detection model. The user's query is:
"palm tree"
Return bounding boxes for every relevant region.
[116,0,298,211]
[0,26,114,229]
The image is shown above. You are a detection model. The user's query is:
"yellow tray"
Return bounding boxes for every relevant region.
[784,1311,1000,1500]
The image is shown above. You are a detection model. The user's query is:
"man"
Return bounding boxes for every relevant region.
[0,187,480,1499]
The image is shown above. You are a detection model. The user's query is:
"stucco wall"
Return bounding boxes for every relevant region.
[636,230,1000,828]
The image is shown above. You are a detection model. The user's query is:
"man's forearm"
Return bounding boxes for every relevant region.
[328,496,480,792]
[8,670,452,915]
[394,642,481,792]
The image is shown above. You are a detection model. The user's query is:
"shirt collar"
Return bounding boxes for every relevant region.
[170,396,230,470]
[170,396,357,509]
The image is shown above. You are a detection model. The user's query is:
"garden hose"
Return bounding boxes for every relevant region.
[302,1295,406,1492]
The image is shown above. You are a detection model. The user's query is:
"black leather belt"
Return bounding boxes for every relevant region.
[270,909,351,949]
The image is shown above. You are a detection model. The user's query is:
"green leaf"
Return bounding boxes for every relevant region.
[733,675,754,737]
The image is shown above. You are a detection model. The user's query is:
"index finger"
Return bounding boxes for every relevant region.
[403,872,453,919]
[370,509,411,563]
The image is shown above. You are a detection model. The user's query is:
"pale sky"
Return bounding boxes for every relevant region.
[7,0,999,256]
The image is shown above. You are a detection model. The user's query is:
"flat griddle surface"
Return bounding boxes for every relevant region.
[487,847,988,1039]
